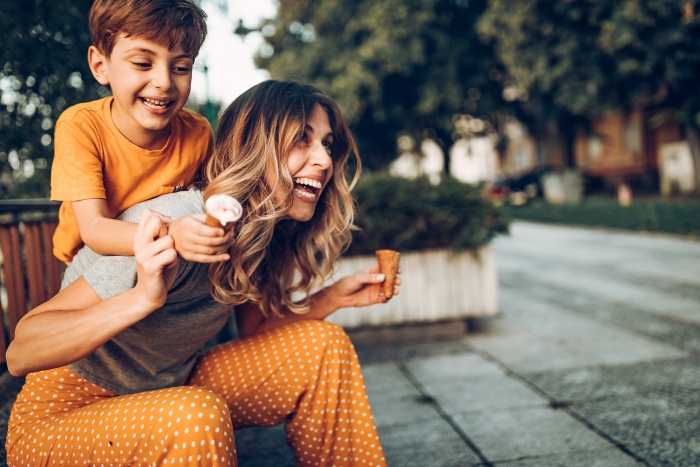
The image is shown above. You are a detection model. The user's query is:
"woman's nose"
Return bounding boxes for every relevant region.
[310,142,332,168]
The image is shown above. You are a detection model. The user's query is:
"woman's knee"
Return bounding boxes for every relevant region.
[294,319,350,343]
[289,320,357,366]
[152,387,235,462]
[142,386,234,444]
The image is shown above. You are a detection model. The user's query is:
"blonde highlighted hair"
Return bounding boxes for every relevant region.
[89,0,207,58]
[203,80,361,317]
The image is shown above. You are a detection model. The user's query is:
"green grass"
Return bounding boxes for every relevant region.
[504,196,700,239]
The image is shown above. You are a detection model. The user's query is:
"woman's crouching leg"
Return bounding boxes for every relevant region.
[284,320,386,466]
[142,386,237,466]
[190,320,386,466]
[7,369,236,467]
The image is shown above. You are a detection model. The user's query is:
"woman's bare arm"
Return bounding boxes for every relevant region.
[6,209,178,376]
[235,266,400,338]
[6,278,158,376]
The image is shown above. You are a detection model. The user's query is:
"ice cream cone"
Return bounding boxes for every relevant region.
[204,194,243,231]
[376,249,400,299]
[204,212,231,230]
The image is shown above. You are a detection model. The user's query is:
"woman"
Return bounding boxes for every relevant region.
[5,80,398,466]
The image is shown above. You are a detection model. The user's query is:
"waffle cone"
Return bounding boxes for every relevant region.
[204,212,233,231]
[376,249,400,299]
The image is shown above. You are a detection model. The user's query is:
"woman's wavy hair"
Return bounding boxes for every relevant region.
[202,80,361,317]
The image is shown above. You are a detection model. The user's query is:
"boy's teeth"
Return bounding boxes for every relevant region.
[142,98,170,109]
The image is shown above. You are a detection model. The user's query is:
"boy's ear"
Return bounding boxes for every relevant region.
[88,46,110,86]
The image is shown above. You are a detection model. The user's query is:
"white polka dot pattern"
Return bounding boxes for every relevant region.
[6,320,386,466]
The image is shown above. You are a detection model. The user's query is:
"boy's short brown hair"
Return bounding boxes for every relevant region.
[89,0,207,58]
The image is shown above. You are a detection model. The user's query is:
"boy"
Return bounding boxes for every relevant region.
[51,0,231,263]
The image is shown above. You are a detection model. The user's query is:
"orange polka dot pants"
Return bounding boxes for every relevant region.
[6,320,386,466]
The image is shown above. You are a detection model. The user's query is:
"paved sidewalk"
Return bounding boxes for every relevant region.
[234,221,700,466]
[3,221,700,466]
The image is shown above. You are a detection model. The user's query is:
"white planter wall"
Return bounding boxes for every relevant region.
[326,246,498,329]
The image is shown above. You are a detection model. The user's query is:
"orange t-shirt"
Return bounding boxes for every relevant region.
[50,97,213,262]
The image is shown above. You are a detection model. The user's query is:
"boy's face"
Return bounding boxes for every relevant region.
[88,35,194,149]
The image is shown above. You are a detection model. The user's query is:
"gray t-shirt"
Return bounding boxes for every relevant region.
[64,189,232,395]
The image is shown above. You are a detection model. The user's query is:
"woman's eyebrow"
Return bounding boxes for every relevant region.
[305,124,334,139]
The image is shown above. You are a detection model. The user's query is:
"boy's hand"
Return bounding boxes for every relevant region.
[167,214,233,263]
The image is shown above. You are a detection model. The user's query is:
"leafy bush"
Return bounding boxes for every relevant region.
[505,197,700,238]
[345,174,510,256]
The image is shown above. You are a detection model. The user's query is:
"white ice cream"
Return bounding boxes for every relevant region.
[205,194,243,226]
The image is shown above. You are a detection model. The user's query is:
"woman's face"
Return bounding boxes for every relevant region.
[284,103,334,222]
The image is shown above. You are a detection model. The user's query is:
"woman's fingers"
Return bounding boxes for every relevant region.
[134,209,177,273]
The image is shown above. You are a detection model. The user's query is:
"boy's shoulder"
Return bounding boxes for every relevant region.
[56,96,111,126]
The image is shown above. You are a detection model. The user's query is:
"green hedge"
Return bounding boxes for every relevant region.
[505,197,700,238]
[346,174,510,256]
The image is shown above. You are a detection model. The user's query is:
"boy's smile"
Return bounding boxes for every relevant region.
[89,35,194,150]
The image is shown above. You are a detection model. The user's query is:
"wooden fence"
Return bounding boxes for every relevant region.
[0,199,63,364]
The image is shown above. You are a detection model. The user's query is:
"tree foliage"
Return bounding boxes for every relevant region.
[477,0,700,128]
[255,0,509,172]
[255,0,700,172]
[0,0,105,198]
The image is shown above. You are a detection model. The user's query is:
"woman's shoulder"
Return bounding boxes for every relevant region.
[119,189,204,223]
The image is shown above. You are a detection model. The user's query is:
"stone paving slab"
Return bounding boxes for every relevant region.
[625,435,700,467]
[532,269,700,325]
[361,361,409,392]
[523,357,700,403]
[515,276,700,355]
[471,292,688,372]
[418,373,545,415]
[452,405,615,463]
[465,322,604,373]
[365,376,438,427]
[377,417,482,467]
[491,446,644,466]
[569,394,700,446]
[235,425,293,466]
[404,352,506,381]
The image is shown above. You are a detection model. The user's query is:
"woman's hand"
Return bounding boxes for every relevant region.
[133,209,180,310]
[329,265,402,310]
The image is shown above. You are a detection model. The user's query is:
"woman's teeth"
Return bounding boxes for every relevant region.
[295,188,317,199]
[294,178,322,189]
[293,178,322,199]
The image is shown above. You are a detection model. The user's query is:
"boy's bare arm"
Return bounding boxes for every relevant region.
[167,214,232,263]
[72,198,138,256]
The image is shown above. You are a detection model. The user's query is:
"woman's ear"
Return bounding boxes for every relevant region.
[87,46,110,86]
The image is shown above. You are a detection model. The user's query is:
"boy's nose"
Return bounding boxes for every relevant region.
[152,66,172,90]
